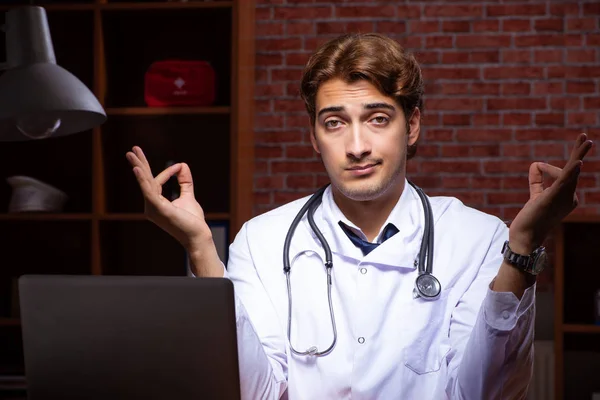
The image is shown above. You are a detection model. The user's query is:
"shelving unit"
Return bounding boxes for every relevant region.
[554,215,600,399]
[0,0,255,395]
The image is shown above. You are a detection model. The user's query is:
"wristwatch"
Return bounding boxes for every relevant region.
[501,240,548,275]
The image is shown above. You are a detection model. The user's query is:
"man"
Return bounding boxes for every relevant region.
[126,33,593,399]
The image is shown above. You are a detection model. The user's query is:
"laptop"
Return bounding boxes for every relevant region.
[18,275,241,400]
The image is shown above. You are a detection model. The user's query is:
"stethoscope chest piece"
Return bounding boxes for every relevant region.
[414,273,442,301]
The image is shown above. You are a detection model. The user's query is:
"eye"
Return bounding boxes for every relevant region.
[371,116,389,125]
[325,120,343,129]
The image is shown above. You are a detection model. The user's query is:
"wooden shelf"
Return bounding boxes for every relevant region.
[0,213,92,221]
[0,318,20,327]
[100,213,229,221]
[106,107,230,116]
[0,2,233,12]
[563,324,600,334]
[563,214,600,223]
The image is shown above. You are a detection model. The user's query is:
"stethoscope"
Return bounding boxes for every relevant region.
[283,180,441,357]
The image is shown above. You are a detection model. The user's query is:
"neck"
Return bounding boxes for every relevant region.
[332,179,405,242]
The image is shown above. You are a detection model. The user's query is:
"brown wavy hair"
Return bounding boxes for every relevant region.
[300,33,424,159]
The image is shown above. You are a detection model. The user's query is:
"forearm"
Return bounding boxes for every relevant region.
[187,236,225,277]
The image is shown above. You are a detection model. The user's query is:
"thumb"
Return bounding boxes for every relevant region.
[176,162,195,196]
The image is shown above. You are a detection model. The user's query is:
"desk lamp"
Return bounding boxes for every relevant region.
[0,6,106,141]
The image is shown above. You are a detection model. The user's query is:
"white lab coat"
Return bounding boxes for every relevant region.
[224,180,535,399]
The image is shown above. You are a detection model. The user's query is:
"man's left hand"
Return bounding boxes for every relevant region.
[509,133,594,255]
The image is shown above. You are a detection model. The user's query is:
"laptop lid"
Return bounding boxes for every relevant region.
[19,275,240,400]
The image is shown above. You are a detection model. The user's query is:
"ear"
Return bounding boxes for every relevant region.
[309,126,321,154]
[407,107,421,146]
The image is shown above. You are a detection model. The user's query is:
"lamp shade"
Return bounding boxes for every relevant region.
[0,6,106,141]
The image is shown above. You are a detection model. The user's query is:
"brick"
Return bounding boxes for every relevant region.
[483,160,533,173]
[534,143,565,158]
[549,3,579,16]
[442,114,471,126]
[441,176,469,189]
[256,83,284,97]
[473,20,499,32]
[456,35,511,48]
[502,20,531,32]
[536,113,565,126]
[426,98,483,111]
[286,175,315,189]
[274,7,332,20]
[274,191,314,204]
[550,97,581,110]
[534,49,563,63]
[257,54,283,67]
[515,35,569,47]
[424,5,482,18]
[502,50,531,64]
[375,21,406,35]
[566,49,597,63]
[424,129,453,141]
[587,34,600,46]
[335,5,396,18]
[488,192,530,205]
[471,83,500,95]
[285,145,315,158]
[566,81,597,94]
[286,114,311,128]
[255,145,283,159]
[410,175,441,189]
[285,52,311,66]
[471,144,500,157]
[254,192,272,205]
[399,36,423,50]
[534,19,564,32]
[533,82,563,95]
[487,98,547,111]
[503,143,531,157]
[442,21,471,33]
[426,36,454,49]
[255,161,268,175]
[256,22,284,37]
[568,112,597,125]
[256,68,268,83]
[440,83,470,95]
[472,177,502,190]
[256,99,271,113]
[272,161,324,173]
[417,144,439,157]
[441,51,470,64]
[255,131,303,143]
[566,18,597,31]
[287,22,315,36]
[515,128,582,141]
[473,114,500,126]
[488,4,547,17]
[456,128,512,142]
[503,113,532,126]
[414,51,439,65]
[316,174,331,187]
[502,177,529,190]
[256,115,284,129]
[421,67,479,80]
[271,68,303,82]
[256,38,302,52]
[441,144,469,157]
[286,83,301,97]
[421,161,480,174]
[583,3,600,14]
[584,97,600,109]
[484,67,542,80]
[256,7,272,20]
[471,50,500,63]
[397,5,421,18]
[255,175,284,190]
[409,21,439,34]
[501,83,531,95]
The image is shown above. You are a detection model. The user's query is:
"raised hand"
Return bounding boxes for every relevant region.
[509,133,594,254]
[126,146,223,277]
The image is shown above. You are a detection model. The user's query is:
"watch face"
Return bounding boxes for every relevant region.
[532,249,548,274]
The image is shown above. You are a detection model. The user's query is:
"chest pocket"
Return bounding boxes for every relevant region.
[402,290,452,375]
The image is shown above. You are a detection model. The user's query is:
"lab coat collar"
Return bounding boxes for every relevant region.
[299,179,423,269]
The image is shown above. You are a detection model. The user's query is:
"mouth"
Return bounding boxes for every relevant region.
[346,162,380,176]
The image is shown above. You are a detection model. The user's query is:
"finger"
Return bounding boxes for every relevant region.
[155,163,183,186]
[132,146,153,175]
[126,152,157,187]
[528,162,546,197]
[568,133,593,165]
[176,163,195,196]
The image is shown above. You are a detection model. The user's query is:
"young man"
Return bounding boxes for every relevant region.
[127,33,592,399]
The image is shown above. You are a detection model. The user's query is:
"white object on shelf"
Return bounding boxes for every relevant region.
[6,175,68,213]
[592,392,600,400]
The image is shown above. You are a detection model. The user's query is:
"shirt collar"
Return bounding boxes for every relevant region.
[302,179,423,268]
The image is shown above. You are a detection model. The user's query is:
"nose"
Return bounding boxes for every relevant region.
[346,124,371,161]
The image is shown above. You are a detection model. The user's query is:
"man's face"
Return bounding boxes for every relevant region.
[310,78,420,202]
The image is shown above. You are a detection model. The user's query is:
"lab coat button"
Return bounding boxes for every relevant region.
[358,337,365,344]
[360,268,367,274]
[502,311,510,319]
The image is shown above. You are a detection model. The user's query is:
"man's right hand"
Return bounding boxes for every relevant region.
[125,146,224,277]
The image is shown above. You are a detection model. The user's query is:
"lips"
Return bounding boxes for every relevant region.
[346,162,380,176]
[347,163,379,171]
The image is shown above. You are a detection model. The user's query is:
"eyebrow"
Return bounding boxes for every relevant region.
[317,102,396,118]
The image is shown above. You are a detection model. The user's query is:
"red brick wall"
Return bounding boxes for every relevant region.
[253,1,600,282]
